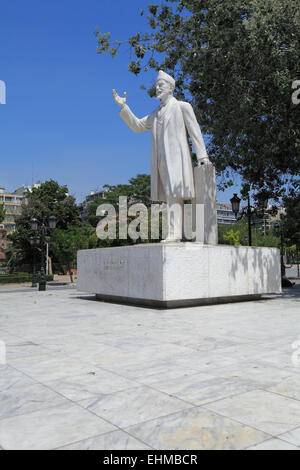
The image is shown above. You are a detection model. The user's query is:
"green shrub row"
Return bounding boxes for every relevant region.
[0,273,54,284]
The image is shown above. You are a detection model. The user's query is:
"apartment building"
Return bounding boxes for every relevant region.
[216,202,236,225]
[0,183,40,233]
[80,189,107,221]
[0,188,24,233]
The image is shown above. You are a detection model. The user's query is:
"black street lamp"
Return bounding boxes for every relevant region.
[30,218,38,231]
[49,215,57,229]
[273,219,295,288]
[30,216,57,291]
[230,193,268,247]
[273,220,285,278]
[230,194,241,218]
[29,234,40,288]
[296,240,300,279]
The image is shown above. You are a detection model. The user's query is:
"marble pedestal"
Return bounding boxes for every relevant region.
[77,244,281,308]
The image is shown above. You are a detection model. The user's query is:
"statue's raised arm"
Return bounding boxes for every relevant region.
[113,89,127,109]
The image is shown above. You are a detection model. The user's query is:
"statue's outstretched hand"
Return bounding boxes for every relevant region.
[113,89,127,108]
[199,158,212,166]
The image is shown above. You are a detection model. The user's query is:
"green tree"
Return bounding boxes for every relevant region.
[88,174,151,225]
[7,180,81,271]
[96,0,300,197]
[282,186,300,247]
[50,224,98,280]
[219,218,280,247]
[87,174,152,246]
[24,180,81,229]
[0,204,5,224]
[86,174,169,246]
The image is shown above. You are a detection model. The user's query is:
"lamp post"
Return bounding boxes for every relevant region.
[29,233,40,288]
[297,241,300,279]
[230,193,268,247]
[273,218,295,287]
[30,216,57,291]
[273,220,285,278]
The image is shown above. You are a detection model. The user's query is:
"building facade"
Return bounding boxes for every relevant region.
[216,202,236,225]
[80,189,107,221]
[0,183,40,233]
[0,188,24,233]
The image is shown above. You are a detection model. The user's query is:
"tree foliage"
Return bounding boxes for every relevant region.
[0,204,5,224]
[23,180,81,230]
[282,185,300,247]
[96,0,300,197]
[7,180,82,271]
[218,218,280,247]
[88,174,151,227]
[222,228,241,246]
[50,225,98,274]
[86,174,164,246]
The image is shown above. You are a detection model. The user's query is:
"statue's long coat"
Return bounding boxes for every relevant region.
[119,96,208,202]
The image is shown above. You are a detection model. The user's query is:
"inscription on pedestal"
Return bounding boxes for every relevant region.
[103,259,127,271]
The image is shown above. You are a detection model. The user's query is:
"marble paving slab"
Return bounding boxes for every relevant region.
[126,407,270,450]
[266,376,300,401]
[58,430,151,450]
[208,360,295,388]
[59,342,134,366]
[164,350,240,372]
[178,337,241,352]
[246,438,299,450]
[5,341,51,360]
[79,385,193,428]
[278,427,300,447]
[135,364,204,386]
[150,375,256,406]
[8,353,98,382]
[204,389,300,436]
[44,370,138,401]
[103,359,202,384]
[0,402,116,450]
[0,329,27,344]
[0,383,68,420]
[0,365,36,392]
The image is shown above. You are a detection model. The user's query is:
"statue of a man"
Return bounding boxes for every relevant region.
[113,70,211,242]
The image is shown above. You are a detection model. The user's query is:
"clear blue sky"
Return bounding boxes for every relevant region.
[0,0,240,203]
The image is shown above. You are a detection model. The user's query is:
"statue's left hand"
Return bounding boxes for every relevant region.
[199,158,212,166]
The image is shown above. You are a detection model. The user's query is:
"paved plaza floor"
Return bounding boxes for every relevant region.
[0,283,300,450]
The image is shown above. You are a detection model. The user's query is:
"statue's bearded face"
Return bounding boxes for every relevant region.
[156,79,173,100]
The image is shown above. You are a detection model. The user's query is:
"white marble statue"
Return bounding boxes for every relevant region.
[113,70,212,242]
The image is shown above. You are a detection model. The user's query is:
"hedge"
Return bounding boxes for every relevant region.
[0,273,54,284]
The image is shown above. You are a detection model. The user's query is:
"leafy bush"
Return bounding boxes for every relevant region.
[0,273,54,284]
[223,229,241,246]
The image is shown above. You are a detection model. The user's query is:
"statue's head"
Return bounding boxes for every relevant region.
[156,70,175,101]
